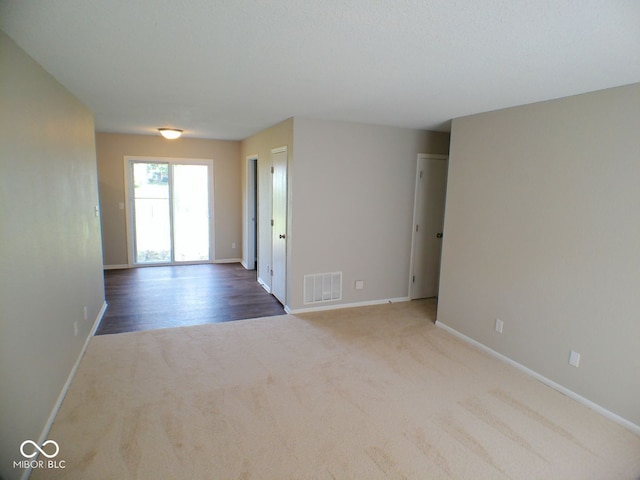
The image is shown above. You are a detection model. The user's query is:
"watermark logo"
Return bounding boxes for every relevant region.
[13,439,66,471]
[20,440,59,459]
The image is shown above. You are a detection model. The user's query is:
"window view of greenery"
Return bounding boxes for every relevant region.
[145,163,169,185]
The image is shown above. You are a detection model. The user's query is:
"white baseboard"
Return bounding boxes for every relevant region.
[288,296,411,315]
[214,258,242,264]
[106,260,245,268]
[257,276,271,293]
[435,320,640,437]
[240,260,248,269]
[90,302,108,337]
[22,301,107,480]
[103,264,128,270]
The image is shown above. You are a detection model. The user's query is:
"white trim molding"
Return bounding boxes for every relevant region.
[214,258,242,264]
[257,276,271,293]
[103,264,129,270]
[435,320,640,437]
[287,297,410,315]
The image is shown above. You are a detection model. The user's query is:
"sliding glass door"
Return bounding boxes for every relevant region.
[127,158,213,265]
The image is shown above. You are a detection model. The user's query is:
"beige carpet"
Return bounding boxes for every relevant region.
[35,300,640,479]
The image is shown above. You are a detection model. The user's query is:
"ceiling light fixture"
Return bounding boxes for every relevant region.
[158,128,183,140]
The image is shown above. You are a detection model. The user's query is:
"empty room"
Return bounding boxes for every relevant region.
[1,1,639,479]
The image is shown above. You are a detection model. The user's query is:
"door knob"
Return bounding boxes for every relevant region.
[436,233,443,238]
[279,234,286,239]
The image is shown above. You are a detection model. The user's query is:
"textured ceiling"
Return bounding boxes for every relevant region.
[1,1,639,140]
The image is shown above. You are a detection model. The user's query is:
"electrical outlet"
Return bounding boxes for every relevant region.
[83,306,88,321]
[355,280,364,290]
[232,242,236,249]
[495,318,504,333]
[73,321,79,337]
[569,350,581,367]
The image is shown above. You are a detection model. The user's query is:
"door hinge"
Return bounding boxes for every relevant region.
[271,219,274,226]
[415,224,419,232]
[412,275,415,283]
[270,269,274,276]
[419,170,423,179]
[271,166,274,174]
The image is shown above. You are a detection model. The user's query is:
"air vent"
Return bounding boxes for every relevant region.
[303,272,342,304]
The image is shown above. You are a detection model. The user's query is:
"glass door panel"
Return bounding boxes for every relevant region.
[173,164,210,261]
[132,162,171,263]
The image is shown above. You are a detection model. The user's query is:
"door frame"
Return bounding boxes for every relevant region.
[123,155,215,267]
[408,153,449,299]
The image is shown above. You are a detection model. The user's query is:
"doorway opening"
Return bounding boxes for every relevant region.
[124,156,214,266]
[244,156,258,271]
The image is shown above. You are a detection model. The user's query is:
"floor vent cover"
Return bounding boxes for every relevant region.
[304,272,342,304]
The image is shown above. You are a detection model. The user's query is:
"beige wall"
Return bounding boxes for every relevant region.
[289,118,450,311]
[0,31,105,479]
[438,83,640,426]
[240,119,294,289]
[96,133,241,266]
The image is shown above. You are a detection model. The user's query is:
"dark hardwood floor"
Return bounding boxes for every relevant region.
[96,263,286,335]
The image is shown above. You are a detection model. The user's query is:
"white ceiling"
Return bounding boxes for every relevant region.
[1,1,639,140]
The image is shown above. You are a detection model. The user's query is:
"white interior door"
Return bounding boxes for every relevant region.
[410,154,449,299]
[271,147,287,305]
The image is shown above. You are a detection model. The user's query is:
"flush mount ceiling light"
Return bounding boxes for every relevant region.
[158,128,183,140]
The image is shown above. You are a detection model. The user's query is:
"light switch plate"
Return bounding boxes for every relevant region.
[569,350,581,367]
